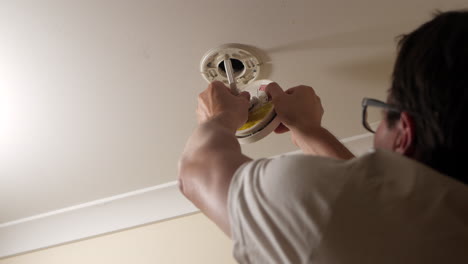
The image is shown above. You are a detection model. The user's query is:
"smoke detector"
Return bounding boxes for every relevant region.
[200,44,279,144]
[200,44,262,87]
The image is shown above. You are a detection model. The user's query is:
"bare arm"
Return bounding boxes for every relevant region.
[178,82,251,237]
[290,126,355,159]
[266,83,355,160]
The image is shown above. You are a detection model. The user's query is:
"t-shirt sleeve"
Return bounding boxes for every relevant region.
[227,155,348,264]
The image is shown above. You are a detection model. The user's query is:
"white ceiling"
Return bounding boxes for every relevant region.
[1,0,466,223]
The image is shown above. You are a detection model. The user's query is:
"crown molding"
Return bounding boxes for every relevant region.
[0,182,198,259]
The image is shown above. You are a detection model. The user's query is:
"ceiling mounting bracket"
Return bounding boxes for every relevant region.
[200,44,262,88]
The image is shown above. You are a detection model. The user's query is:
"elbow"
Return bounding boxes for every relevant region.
[177,157,190,197]
[177,156,199,201]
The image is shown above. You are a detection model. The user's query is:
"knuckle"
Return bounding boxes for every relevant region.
[271,95,283,104]
[197,93,205,102]
[298,85,315,94]
[199,88,209,97]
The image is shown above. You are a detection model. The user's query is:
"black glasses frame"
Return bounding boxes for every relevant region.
[361,98,401,133]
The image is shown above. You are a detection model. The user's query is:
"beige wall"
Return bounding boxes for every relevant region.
[0,213,236,264]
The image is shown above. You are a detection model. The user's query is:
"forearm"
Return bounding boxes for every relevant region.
[292,126,355,160]
[179,115,251,236]
[181,117,238,161]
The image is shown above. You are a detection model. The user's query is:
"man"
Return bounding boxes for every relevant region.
[178,10,468,263]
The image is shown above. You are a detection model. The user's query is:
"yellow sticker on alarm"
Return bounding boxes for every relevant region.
[238,102,274,131]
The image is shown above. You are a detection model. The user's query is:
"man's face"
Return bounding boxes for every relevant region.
[373,117,398,151]
[373,107,414,156]
[373,95,402,153]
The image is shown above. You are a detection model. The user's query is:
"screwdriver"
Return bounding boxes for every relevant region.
[223,56,238,95]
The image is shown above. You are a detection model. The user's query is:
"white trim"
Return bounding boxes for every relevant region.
[0,182,178,229]
[340,132,373,143]
[0,182,198,258]
[0,132,373,259]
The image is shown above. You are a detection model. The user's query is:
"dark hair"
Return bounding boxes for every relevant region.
[389,10,468,184]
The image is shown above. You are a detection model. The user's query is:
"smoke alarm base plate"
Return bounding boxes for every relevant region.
[200,44,262,88]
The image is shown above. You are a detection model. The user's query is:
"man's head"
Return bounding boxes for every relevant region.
[374,10,468,183]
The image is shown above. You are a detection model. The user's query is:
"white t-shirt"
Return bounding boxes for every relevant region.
[228,149,468,264]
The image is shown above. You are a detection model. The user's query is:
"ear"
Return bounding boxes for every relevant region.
[393,112,416,155]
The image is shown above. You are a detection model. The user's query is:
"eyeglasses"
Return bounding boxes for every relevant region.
[361,98,401,133]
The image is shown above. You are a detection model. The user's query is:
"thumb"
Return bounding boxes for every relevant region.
[238,91,251,101]
[210,80,230,93]
[274,123,290,134]
[264,82,285,101]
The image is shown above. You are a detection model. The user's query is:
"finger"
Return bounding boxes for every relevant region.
[210,80,226,87]
[195,108,203,123]
[274,123,290,134]
[239,91,251,101]
[264,82,285,100]
[286,85,314,95]
[210,81,230,93]
[285,86,300,94]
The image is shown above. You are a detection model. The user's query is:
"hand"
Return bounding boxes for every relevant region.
[197,81,251,131]
[265,82,324,136]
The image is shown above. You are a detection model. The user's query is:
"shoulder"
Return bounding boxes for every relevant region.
[228,150,468,263]
[230,154,351,200]
[350,148,454,184]
[227,155,355,263]
[229,150,422,200]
